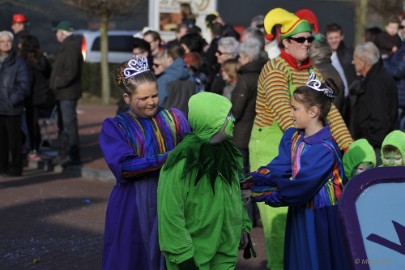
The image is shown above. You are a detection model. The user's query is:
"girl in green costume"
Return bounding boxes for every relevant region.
[158,92,252,270]
[343,139,376,180]
[381,130,405,167]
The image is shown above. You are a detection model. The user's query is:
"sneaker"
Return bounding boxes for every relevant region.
[28,150,42,161]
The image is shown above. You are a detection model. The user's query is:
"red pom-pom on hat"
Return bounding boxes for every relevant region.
[295,9,319,34]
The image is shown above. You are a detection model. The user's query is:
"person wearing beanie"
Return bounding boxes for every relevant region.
[381,130,405,167]
[50,21,83,167]
[158,92,252,270]
[343,138,376,180]
[248,7,352,270]
[11,13,30,49]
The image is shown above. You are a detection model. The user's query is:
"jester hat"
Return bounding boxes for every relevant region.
[295,9,319,34]
[264,7,311,40]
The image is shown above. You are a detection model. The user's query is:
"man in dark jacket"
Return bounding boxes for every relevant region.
[0,31,30,176]
[325,23,359,125]
[50,21,83,167]
[351,42,398,164]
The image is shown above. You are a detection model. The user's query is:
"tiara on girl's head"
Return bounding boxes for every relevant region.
[306,72,335,98]
[124,56,150,79]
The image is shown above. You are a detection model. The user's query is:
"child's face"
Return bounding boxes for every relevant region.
[221,69,231,83]
[124,82,159,118]
[382,151,404,167]
[352,162,374,177]
[385,22,399,36]
[290,96,313,130]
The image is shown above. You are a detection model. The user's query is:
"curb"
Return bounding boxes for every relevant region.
[28,159,115,183]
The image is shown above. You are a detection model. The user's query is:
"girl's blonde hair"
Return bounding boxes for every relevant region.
[222,59,241,83]
[154,51,169,70]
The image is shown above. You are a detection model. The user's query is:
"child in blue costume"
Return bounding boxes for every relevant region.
[242,73,350,270]
[99,56,190,270]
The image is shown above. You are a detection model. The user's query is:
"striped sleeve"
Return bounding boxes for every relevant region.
[255,59,294,130]
[254,57,353,150]
[327,104,353,151]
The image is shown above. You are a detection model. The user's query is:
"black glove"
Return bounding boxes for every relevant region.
[178,257,198,270]
[243,233,257,259]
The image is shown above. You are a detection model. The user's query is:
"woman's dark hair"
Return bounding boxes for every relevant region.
[293,78,336,126]
[114,60,157,95]
[179,33,205,54]
[19,35,43,63]
[132,38,151,55]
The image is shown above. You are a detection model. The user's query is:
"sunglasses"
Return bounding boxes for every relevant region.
[289,36,315,44]
[400,25,405,29]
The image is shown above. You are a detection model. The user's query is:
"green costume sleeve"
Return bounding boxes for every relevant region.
[158,159,195,264]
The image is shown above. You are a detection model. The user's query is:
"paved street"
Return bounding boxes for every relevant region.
[0,168,112,270]
[0,103,268,270]
[0,169,267,270]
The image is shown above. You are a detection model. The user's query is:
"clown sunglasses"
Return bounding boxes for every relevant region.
[288,36,315,44]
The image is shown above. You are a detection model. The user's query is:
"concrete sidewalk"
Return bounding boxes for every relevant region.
[31,103,117,182]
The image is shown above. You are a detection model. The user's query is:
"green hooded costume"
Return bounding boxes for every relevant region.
[158,92,252,270]
[343,139,376,180]
[381,130,405,166]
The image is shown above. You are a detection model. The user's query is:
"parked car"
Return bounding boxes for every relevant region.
[74,30,139,63]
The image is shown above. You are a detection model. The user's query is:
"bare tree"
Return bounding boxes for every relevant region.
[368,0,403,20]
[355,0,368,44]
[62,0,141,104]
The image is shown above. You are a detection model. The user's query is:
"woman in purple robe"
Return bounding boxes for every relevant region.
[99,56,190,270]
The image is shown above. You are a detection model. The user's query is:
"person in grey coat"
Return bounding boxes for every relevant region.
[0,31,30,176]
[50,21,83,167]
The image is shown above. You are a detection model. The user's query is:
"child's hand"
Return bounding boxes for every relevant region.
[252,187,283,206]
[251,185,275,200]
[246,167,276,186]
[240,175,255,190]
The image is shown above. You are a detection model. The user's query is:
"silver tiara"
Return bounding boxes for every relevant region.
[124,56,150,79]
[306,72,335,98]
